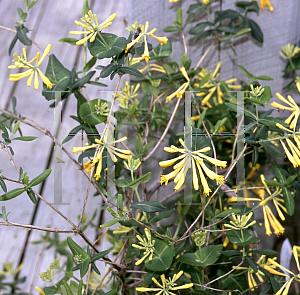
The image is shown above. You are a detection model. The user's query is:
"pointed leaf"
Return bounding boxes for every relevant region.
[28,169,52,188]
[131,201,165,213]
[0,188,26,201]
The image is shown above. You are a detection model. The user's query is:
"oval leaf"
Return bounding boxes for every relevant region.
[144,237,174,272]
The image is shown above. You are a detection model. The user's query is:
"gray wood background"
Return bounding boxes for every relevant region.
[0,0,299,293]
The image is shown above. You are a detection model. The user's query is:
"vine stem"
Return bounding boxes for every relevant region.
[144,96,182,161]
[195,37,218,69]
[78,75,122,228]
[0,221,76,233]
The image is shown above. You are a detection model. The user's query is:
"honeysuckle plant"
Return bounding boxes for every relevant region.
[1,0,300,295]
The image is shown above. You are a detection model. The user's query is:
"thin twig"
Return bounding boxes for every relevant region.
[145,96,182,161]
[195,37,218,69]
[28,235,50,295]
[0,221,76,233]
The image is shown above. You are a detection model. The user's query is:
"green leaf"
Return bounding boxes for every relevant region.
[100,219,120,228]
[0,177,7,193]
[88,33,127,59]
[177,7,182,25]
[115,179,131,188]
[105,289,118,295]
[248,19,263,43]
[131,201,165,213]
[63,280,73,295]
[100,64,121,78]
[187,3,206,13]
[149,209,175,225]
[227,230,260,246]
[214,10,240,23]
[127,172,152,189]
[259,141,284,157]
[12,136,37,141]
[0,188,26,201]
[233,27,251,37]
[271,160,286,182]
[248,86,272,105]
[179,245,223,267]
[118,66,144,77]
[62,125,83,144]
[80,257,90,278]
[67,237,89,259]
[70,71,95,91]
[215,208,241,218]
[58,38,78,45]
[28,169,52,188]
[16,26,32,46]
[258,117,289,129]
[149,39,172,60]
[282,187,295,215]
[9,34,18,55]
[264,179,282,187]
[0,121,9,137]
[26,188,37,204]
[12,122,20,135]
[225,102,257,121]
[90,250,110,263]
[79,98,108,125]
[189,22,213,35]
[42,54,71,100]
[237,64,255,80]
[163,26,180,32]
[283,175,297,186]
[145,237,174,271]
[247,249,277,255]
[255,75,274,81]
[245,256,257,272]
[83,56,97,72]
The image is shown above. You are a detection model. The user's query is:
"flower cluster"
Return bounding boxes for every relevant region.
[116,81,140,109]
[69,10,116,45]
[136,271,193,294]
[132,228,155,265]
[270,91,300,131]
[264,245,300,294]
[236,255,275,291]
[8,45,52,90]
[125,21,168,63]
[159,138,227,194]
[224,212,256,230]
[73,134,131,180]
[229,174,287,236]
[165,67,190,102]
[194,62,241,108]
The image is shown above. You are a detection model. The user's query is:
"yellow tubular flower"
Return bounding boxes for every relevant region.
[149,33,168,44]
[264,247,300,295]
[136,271,193,294]
[159,138,226,194]
[72,135,131,181]
[203,0,209,4]
[70,10,116,45]
[35,287,46,295]
[228,174,287,236]
[166,67,190,103]
[260,0,274,11]
[280,44,300,59]
[8,45,52,90]
[195,62,241,107]
[270,93,299,131]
